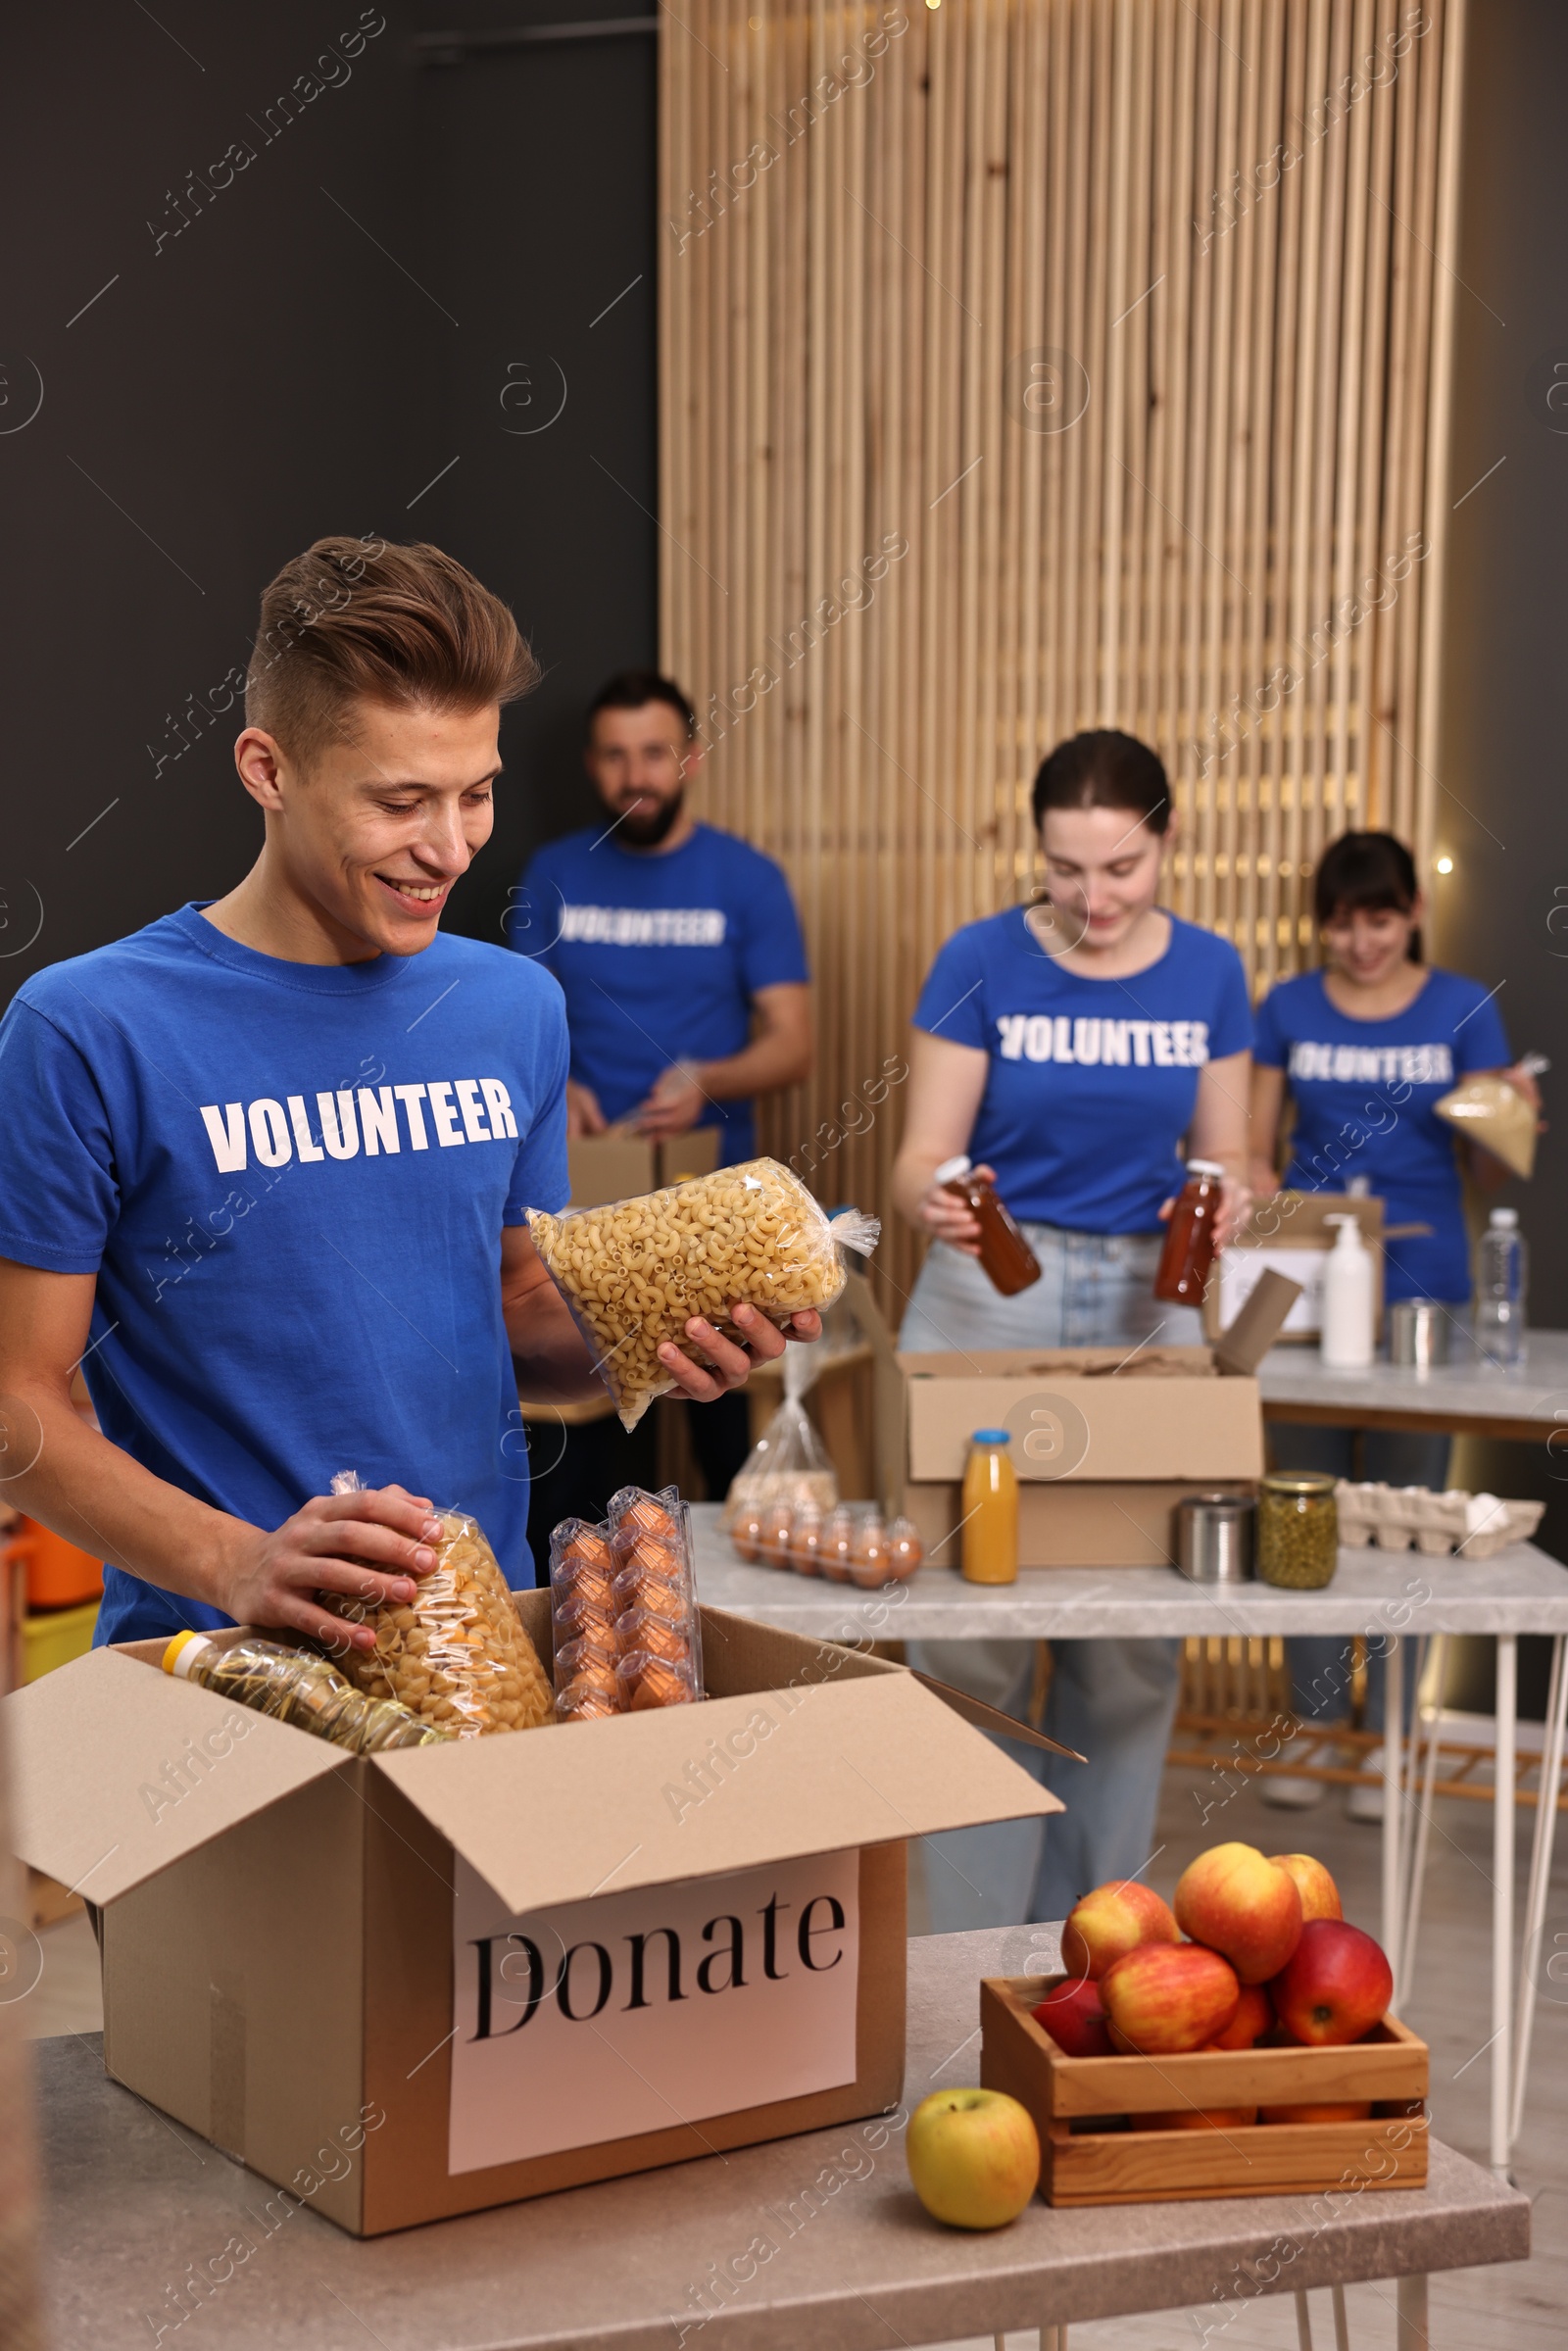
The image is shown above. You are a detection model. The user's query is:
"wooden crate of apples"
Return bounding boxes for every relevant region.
[957,1843,1428,2212]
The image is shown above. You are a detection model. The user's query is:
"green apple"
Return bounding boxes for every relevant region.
[906,2088,1040,2229]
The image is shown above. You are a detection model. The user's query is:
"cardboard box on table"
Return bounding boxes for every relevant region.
[566,1124,721,1207]
[1203,1192,1392,1346]
[860,1269,1301,1568]
[4,1598,1061,2236]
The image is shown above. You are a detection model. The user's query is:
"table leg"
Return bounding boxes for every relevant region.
[1397,1635,1447,2012]
[1294,2288,1314,2351]
[1383,1635,1405,1989]
[1396,2273,1429,2349]
[1509,1632,1568,2154]
[1330,2282,1350,2351]
[1492,1634,1517,2176]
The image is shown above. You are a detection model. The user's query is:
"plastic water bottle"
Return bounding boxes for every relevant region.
[1475,1207,1528,1364]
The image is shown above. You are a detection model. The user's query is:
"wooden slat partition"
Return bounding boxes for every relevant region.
[661,0,1463,1312]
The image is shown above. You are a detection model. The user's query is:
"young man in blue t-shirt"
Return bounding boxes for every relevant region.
[0,542,815,1649]
[515,670,811,1498]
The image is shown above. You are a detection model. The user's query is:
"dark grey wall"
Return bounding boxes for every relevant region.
[1438,0,1568,1316]
[0,0,656,1001]
[1438,0,1568,1669]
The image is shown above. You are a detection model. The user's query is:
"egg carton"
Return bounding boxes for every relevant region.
[1334,1480,1544,1559]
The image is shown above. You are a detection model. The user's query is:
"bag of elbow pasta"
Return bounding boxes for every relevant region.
[318,1473,555,1737]
[526,1157,879,1430]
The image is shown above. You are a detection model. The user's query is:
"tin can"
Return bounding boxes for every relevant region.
[1389,1298,1449,1369]
[1175,1493,1256,1583]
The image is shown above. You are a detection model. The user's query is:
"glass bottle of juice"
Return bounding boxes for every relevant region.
[961,1429,1018,1585]
[934,1155,1042,1297]
[1152,1157,1226,1304]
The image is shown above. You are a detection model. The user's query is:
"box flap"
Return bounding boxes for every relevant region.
[903,1362,1261,1481]
[0,1645,352,1904]
[1211,1265,1302,1373]
[908,1670,1085,1761]
[371,1652,1060,1916]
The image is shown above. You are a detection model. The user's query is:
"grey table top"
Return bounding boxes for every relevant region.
[33,1927,1527,2351]
[691,1507,1568,1640]
[1255,1326,1568,1430]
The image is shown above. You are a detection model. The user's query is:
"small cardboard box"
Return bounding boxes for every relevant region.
[982,1974,1429,2206]
[1205,1193,1387,1345]
[566,1125,722,1207]
[4,1600,1058,2235]
[862,1270,1300,1568]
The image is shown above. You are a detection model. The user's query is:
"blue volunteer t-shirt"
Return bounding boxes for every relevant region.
[1253,966,1511,1302]
[913,908,1252,1233]
[0,906,570,1645]
[515,821,808,1163]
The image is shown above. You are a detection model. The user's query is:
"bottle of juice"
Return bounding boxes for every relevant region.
[961,1429,1018,1585]
[1152,1158,1226,1304]
[934,1155,1042,1297]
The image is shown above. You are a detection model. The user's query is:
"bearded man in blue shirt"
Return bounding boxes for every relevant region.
[516,670,812,1501]
[0,541,816,1649]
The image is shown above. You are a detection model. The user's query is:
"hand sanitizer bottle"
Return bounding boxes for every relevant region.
[1321,1213,1375,1368]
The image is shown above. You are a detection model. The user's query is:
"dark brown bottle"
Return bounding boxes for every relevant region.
[1153,1157,1225,1304]
[935,1155,1043,1297]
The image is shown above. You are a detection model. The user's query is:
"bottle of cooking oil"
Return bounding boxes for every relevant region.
[163,1632,453,1752]
[960,1429,1018,1586]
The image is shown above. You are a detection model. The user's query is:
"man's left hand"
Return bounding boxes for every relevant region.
[628,1060,707,1139]
[659,1301,822,1401]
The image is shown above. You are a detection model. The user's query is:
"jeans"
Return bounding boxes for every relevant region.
[901,1226,1198,1929]
[1268,1422,1450,1735]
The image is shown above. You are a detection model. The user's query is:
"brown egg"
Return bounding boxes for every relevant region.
[622,1654,696,1710]
[561,1530,613,1576]
[621,1495,679,1543]
[617,1612,691,1667]
[557,1686,619,1721]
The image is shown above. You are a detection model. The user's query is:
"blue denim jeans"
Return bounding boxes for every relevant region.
[901,1226,1198,1928]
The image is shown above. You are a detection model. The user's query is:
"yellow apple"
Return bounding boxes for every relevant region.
[1061,1880,1181,1982]
[906,2088,1040,2229]
[1267,1852,1343,1923]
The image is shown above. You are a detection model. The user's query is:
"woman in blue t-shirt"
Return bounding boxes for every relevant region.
[890,730,1254,1927]
[1250,830,1539,1821]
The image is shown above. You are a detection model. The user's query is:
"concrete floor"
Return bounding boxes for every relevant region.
[20,1756,1566,2346]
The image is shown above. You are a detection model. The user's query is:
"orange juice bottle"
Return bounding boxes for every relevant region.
[961,1429,1018,1585]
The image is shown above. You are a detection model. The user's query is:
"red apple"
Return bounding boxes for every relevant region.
[1174,1842,1303,1984]
[1101,1943,1241,2055]
[1268,1852,1343,1923]
[1144,2105,1257,2131]
[1204,1982,1273,2051]
[1270,1920,1393,2046]
[1032,1978,1112,2057]
[906,2088,1040,2229]
[1061,1881,1181,1983]
[1259,2100,1371,2125]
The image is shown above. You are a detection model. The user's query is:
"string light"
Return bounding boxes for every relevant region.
[1436,855,1454,875]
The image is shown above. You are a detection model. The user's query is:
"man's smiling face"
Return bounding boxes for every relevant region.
[236,698,502,958]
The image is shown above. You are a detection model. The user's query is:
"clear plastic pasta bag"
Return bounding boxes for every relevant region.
[527,1157,880,1429]
[1435,1070,1540,1179]
[722,1340,839,1533]
[318,1473,555,1737]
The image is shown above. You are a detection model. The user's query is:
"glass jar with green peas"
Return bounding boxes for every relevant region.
[1257,1471,1339,1589]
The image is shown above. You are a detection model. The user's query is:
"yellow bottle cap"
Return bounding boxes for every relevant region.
[162,1630,210,1677]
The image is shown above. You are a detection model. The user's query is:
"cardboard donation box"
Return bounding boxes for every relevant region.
[567,1124,721,1206]
[4,1599,1059,2235]
[863,1270,1300,1569]
[1205,1193,1387,1345]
